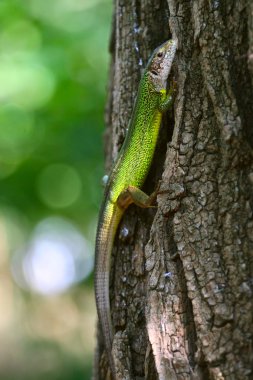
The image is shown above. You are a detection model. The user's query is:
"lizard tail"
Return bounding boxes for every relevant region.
[94,200,123,376]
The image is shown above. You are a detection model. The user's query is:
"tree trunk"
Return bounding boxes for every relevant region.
[94,1,253,379]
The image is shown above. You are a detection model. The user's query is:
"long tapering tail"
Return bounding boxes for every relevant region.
[94,200,123,376]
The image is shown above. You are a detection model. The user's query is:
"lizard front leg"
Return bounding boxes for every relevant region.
[158,80,176,112]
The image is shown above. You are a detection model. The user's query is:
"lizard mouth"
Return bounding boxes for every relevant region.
[150,39,177,90]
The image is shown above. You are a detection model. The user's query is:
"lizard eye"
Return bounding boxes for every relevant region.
[157,51,163,58]
[151,70,158,76]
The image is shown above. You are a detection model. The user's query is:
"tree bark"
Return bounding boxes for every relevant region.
[94,1,253,379]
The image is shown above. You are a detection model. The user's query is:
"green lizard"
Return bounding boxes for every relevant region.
[95,39,177,378]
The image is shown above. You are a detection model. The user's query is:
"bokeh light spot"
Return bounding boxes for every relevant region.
[37,164,82,209]
[29,0,107,33]
[24,239,75,295]
[12,217,93,295]
[0,61,55,110]
[0,104,36,178]
[0,19,42,53]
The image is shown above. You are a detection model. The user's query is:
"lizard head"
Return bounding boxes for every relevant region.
[146,39,177,92]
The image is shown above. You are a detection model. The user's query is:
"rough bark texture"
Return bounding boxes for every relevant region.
[94,1,253,379]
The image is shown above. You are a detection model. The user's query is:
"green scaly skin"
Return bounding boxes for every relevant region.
[95,39,177,378]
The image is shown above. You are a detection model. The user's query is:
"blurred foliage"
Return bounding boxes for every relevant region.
[0,0,112,379]
[0,0,112,227]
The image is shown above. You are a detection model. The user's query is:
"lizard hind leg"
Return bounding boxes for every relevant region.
[117,184,160,210]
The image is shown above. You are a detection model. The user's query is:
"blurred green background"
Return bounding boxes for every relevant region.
[0,0,112,379]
